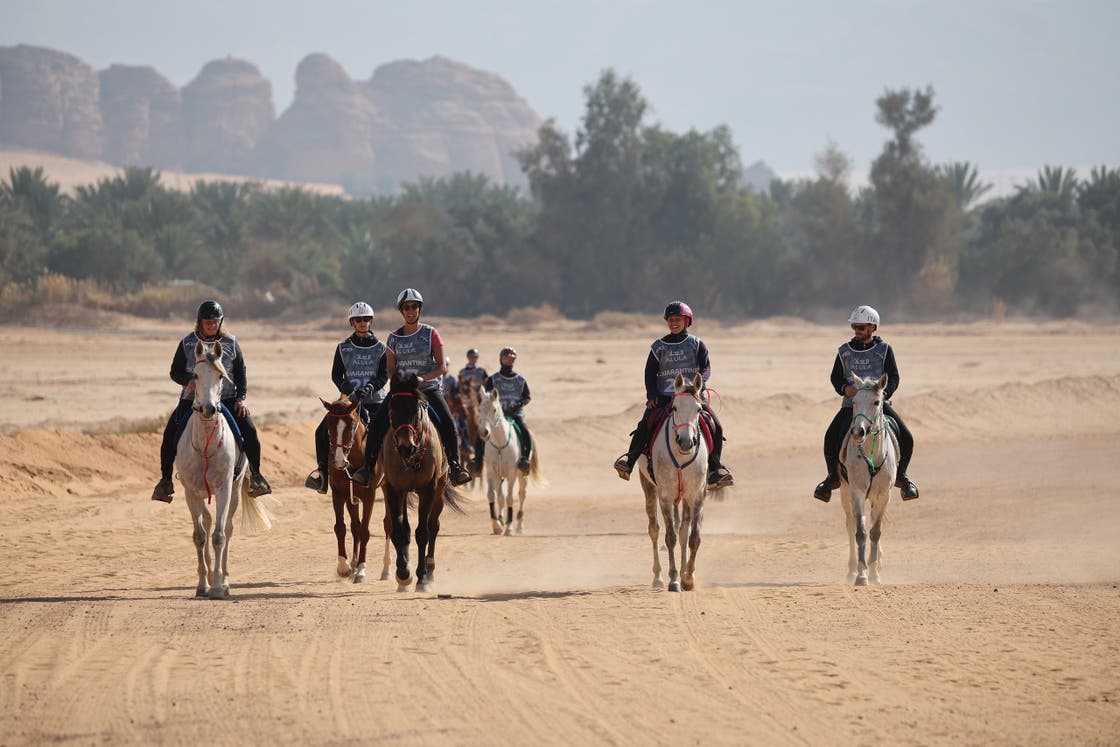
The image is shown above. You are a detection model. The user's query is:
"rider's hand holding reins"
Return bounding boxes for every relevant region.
[234,399,250,417]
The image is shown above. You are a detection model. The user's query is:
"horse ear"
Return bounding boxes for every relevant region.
[212,340,223,359]
[674,373,685,392]
[195,340,204,358]
[692,373,703,392]
[878,373,889,391]
[320,397,332,409]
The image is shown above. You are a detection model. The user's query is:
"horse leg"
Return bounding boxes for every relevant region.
[190,500,210,597]
[868,514,884,585]
[209,488,232,599]
[387,487,412,591]
[414,491,433,592]
[681,499,703,591]
[351,493,373,584]
[333,491,352,578]
[640,476,663,589]
[423,481,447,590]
[486,468,502,535]
[851,490,869,587]
[841,485,858,583]
[346,494,367,582]
[380,497,392,582]
[515,474,527,535]
[503,473,515,536]
[660,498,680,592]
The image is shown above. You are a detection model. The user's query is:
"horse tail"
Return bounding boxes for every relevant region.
[239,487,278,535]
[443,483,469,514]
[528,440,548,486]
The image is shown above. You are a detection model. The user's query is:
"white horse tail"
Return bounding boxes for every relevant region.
[528,439,548,486]
[239,486,279,535]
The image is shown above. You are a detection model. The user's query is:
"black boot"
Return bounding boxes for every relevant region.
[613,454,633,481]
[351,463,372,487]
[305,465,328,494]
[813,474,840,503]
[449,460,472,486]
[151,478,174,503]
[896,474,920,500]
[248,471,272,497]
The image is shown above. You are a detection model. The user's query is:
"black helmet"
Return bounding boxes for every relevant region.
[467,348,480,357]
[197,300,224,320]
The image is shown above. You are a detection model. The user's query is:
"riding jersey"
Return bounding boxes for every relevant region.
[458,363,488,387]
[484,367,530,412]
[387,323,443,393]
[332,332,388,405]
[171,331,246,402]
[831,336,899,407]
[645,332,711,401]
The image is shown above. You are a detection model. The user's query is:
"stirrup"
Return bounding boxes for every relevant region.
[248,473,272,497]
[351,465,372,487]
[151,479,174,503]
[305,469,328,494]
[813,478,836,503]
[449,462,472,486]
[707,467,734,489]
[613,455,632,481]
[897,476,920,501]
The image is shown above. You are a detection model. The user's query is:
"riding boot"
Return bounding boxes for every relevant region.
[813,472,841,503]
[895,474,920,500]
[516,428,532,475]
[351,458,374,487]
[305,463,328,494]
[472,438,485,474]
[706,454,734,489]
[151,478,174,503]
[248,470,272,497]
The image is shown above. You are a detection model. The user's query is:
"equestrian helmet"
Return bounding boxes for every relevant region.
[500,346,518,359]
[847,305,880,326]
[197,300,224,320]
[348,301,374,320]
[663,301,693,327]
[396,288,424,309]
[467,348,480,357]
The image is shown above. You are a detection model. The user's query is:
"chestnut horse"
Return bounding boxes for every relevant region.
[319,396,391,583]
[382,374,467,591]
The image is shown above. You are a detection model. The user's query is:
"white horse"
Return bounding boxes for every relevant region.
[176,339,274,599]
[839,373,898,586]
[638,373,709,592]
[477,387,541,535]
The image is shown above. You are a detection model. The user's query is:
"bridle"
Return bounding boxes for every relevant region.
[663,389,702,503]
[852,384,886,477]
[390,391,431,471]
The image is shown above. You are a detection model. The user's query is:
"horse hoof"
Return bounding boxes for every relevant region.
[353,571,367,584]
[195,586,209,597]
[337,559,352,578]
[504,526,513,536]
[855,576,869,587]
[416,581,431,593]
[379,570,390,581]
[491,522,503,535]
[516,524,524,535]
[668,581,681,592]
[652,578,664,589]
[682,579,695,591]
[209,586,230,600]
[396,582,411,592]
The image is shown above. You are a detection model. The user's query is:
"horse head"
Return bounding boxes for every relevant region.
[321,396,362,470]
[192,339,231,420]
[477,387,503,441]
[850,373,888,445]
[670,373,704,454]
[388,373,427,464]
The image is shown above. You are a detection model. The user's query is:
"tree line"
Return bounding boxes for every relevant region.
[2,72,1117,320]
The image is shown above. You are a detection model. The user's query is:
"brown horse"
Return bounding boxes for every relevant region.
[382,374,467,592]
[457,372,482,472]
[320,396,390,583]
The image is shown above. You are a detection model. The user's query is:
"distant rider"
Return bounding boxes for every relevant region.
[476,346,533,475]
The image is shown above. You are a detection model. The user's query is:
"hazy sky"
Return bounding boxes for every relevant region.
[3,0,1117,176]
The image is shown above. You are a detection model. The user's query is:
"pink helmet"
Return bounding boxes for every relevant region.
[664,301,693,327]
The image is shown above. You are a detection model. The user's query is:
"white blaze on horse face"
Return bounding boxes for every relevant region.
[478,389,500,439]
[331,416,349,469]
[849,375,883,445]
[193,341,226,419]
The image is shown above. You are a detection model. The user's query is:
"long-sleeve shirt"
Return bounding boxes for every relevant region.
[829,335,900,402]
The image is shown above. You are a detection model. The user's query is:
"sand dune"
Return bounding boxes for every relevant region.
[0,318,1118,744]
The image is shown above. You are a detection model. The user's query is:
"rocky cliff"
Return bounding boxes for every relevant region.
[0,44,543,193]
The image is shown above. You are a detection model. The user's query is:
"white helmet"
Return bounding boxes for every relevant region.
[396,288,424,309]
[348,301,374,320]
[848,305,880,326]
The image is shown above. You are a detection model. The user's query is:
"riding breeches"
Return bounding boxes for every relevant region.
[823,404,913,477]
[159,397,259,479]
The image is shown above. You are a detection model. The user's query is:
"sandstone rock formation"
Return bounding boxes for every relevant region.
[99,64,183,169]
[0,44,103,159]
[181,57,275,174]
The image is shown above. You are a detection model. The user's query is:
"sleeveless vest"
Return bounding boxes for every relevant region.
[388,324,439,393]
[838,339,892,407]
[458,364,488,387]
[651,334,702,397]
[179,331,239,401]
[490,372,527,409]
[338,338,386,405]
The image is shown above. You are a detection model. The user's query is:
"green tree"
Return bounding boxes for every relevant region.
[937,161,993,210]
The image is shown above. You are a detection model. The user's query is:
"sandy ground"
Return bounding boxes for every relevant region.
[0,314,1118,745]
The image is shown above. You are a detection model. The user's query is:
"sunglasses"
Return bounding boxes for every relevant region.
[851,324,870,331]
[352,317,372,323]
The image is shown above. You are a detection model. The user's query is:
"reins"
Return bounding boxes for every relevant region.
[852,384,887,480]
[664,391,702,504]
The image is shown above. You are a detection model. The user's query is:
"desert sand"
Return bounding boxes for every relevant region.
[0,312,1118,745]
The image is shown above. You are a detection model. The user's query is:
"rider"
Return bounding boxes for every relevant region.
[440,356,458,400]
[304,302,388,494]
[458,348,488,391]
[351,288,473,487]
[813,305,920,502]
[151,300,272,502]
[476,346,533,475]
[612,302,734,490]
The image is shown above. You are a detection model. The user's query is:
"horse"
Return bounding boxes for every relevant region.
[381,373,467,592]
[319,396,391,583]
[177,339,274,599]
[638,373,709,592]
[457,372,482,472]
[838,373,899,586]
[477,387,542,535]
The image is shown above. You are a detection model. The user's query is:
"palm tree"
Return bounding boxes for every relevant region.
[938,161,993,210]
[1,166,66,241]
[1024,165,1079,203]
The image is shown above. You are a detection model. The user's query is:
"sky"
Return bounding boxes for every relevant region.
[3,0,1117,181]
